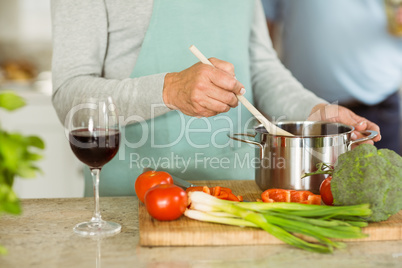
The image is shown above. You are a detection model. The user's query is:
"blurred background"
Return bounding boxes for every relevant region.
[0,0,51,92]
[0,0,83,199]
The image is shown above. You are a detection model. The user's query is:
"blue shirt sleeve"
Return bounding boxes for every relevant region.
[260,0,281,21]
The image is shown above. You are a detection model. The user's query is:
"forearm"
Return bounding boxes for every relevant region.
[52,74,171,125]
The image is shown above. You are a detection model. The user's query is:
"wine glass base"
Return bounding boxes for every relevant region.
[73,221,121,237]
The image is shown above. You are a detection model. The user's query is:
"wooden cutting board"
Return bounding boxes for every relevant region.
[138,180,402,246]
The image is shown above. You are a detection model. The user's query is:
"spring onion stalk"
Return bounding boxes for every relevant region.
[330,215,371,222]
[191,202,222,213]
[281,224,347,250]
[266,211,368,228]
[187,192,371,253]
[336,220,368,227]
[262,214,367,239]
[185,209,258,228]
[203,211,244,218]
[219,200,332,253]
[236,202,372,218]
[184,210,345,250]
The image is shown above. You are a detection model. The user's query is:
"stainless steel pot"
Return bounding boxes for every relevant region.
[229,121,378,194]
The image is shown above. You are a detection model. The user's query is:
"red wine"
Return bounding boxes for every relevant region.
[69,128,120,168]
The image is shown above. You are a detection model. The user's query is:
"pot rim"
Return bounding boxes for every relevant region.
[255,121,355,138]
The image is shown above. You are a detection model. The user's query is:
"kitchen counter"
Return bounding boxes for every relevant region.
[0,197,401,268]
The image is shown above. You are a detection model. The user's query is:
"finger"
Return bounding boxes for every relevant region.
[208,68,244,95]
[204,86,238,108]
[353,120,382,142]
[364,121,381,141]
[209,58,235,77]
[335,106,380,142]
[351,130,367,141]
[190,102,218,117]
[197,96,231,114]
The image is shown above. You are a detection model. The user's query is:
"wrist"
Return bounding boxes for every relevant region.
[308,103,328,121]
[163,73,178,110]
[309,103,342,122]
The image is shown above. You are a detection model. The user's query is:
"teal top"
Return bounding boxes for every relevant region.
[86,0,257,196]
[76,0,326,197]
[51,0,328,198]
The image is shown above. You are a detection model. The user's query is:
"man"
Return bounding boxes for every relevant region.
[262,0,401,153]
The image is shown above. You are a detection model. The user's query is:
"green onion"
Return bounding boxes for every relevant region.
[266,211,368,228]
[236,202,372,218]
[263,213,367,239]
[186,191,371,253]
[184,210,257,228]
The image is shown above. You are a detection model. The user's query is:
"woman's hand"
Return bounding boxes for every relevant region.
[162,58,245,117]
[308,103,382,145]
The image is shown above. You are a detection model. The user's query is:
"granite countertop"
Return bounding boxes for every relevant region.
[0,197,401,268]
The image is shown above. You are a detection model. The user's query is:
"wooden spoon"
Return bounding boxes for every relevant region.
[189,45,294,136]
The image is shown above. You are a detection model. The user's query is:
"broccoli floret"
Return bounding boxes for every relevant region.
[331,144,402,222]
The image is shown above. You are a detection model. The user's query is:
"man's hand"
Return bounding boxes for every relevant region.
[308,103,382,145]
[162,58,245,117]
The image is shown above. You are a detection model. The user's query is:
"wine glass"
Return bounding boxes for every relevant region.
[66,95,121,236]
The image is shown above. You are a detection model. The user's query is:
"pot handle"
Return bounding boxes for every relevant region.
[227,133,263,149]
[347,130,378,150]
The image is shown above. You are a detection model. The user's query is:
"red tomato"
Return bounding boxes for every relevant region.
[320,176,334,206]
[144,184,188,221]
[135,170,173,203]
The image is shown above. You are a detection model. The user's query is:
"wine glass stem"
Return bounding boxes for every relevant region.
[90,168,102,223]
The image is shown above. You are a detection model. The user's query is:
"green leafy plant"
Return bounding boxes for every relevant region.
[0,91,45,254]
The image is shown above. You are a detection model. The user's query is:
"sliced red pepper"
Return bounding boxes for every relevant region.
[290,190,314,202]
[227,192,240,202]
[185,185,243,202]
[202,186,211,195]
[261,189,290,203]
[307,194,322,205]
[219,187,233,193]
[216,188,232,199]
[217,191,229,199]
[185,186,205,193]
[211,186,221,197]
[261,189,321,205]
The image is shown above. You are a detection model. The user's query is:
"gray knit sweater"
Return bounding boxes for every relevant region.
[50,0,326,125]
